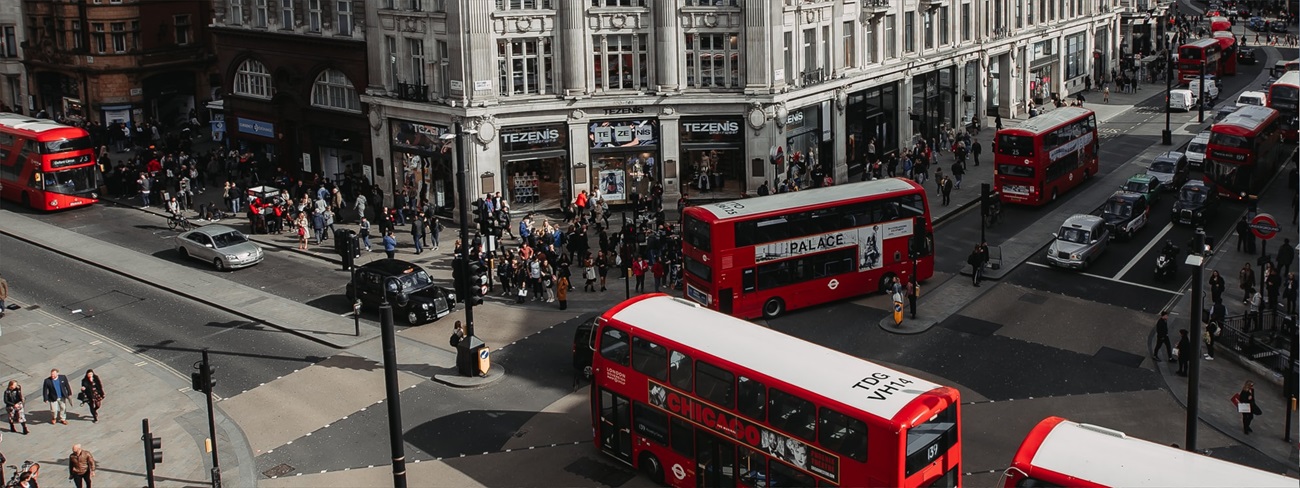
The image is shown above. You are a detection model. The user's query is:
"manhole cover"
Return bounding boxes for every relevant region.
[1018,293,1048,305]
[262,463,295,478]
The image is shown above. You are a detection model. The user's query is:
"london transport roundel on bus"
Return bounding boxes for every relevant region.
[828,279,839,290]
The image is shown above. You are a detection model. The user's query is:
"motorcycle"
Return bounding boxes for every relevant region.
[1155,244,1179,280]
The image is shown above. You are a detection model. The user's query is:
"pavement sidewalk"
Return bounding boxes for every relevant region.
[0,300,251,487]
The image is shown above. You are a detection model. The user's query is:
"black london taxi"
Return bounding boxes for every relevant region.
[1171,179,1216,226]
[346,259,457,325]
[1100,191,1149,240]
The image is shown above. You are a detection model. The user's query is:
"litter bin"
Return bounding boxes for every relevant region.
[456,335,489,377]
[335,229,358,270]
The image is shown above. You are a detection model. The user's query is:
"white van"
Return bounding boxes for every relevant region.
[1169,89,1197,112]
[1186,131,1210,168]
[1189,78,1220,102]
[1236,90,1267,108]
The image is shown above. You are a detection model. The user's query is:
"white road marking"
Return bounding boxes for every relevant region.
[1025,261,1184,295]
[1114,221,1175,280]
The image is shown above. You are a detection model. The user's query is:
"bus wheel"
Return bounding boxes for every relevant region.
[638,452,664,484]
[762,298,785,319]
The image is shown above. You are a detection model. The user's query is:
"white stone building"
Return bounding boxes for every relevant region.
[363,0,1119,213]
[0,1,27,112]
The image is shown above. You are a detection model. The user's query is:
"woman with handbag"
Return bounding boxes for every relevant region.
[80,370,105,423]
[5,380,28,434]
[1237,380,1260,434]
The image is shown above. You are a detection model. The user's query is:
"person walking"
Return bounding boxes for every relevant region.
[79,370,104,423]
[1208,269,1226,304]
[971,139,982,167]
[597,251,611,292]
[410,215,425,254]
[583,258,597,292]
[69,444,95,488]
[1236,380,1259,434]
[1277,238,1294,276]
[950,160,964,190]
[1103,84,1110,103]
[430,216,442,251]
[633,257,648,293]
[0,271,8,318]
[382,230,398,259]
[1245,288,1263,332]
[42,369,72,425]
[5,380,28,434]
[1175,329,1191,376]
[940,176,953,206]
[358,217,373,252]
[1236,216,1255,254]
[1152,310,1174,361]
[906,275,920,319]
[1203,320,1219,360]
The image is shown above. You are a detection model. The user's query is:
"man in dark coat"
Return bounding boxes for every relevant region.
[1153,311,1174,362]
[42,369,73,425]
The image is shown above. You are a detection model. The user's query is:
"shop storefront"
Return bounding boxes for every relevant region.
[589,119,659,204]
[311,125,366,183]
[1028,55,1059,105]
[912,68,955,143]
[845,84,899,179]
[233,116,277,162]
[390,119,455,214]
[500,124,569,213]
[783,102,832,188]
[679,117,745,198]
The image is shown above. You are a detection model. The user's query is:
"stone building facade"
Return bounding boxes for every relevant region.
[0,1,27,112]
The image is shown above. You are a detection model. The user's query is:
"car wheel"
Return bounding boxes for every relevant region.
[213,258,226,271]
[762,298,785,319]
[178,247,189,259]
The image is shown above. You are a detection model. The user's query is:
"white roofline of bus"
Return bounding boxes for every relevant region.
[607,295,944,421]
[1215,105,1278,131]
[1274,70,1300,86]
[1029,418,1297,487]
[688,178,923,221]
[0,112,73,135]
[1004,107,1094,135]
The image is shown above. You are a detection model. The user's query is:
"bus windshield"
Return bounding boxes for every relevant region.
[1274,85,1299,101]
[997,164,1035,178]
[995,135,1035,157]
[905,404,957,476]
[41,166,100,195]
[43,136,95,154]
[1209,133,1249,148]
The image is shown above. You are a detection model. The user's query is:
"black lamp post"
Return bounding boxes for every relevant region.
[1198,61,1207,124]
[444,123,479,339]
[379,277,408,488]
[1163,22,1174,145]
[1184,229,1208,451]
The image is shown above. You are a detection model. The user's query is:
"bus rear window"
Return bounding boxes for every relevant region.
[684,255,711,282]
[998,164,1035,178]
[683,215,711,252]
[905,403,957,476]
[995,135,1035,157]
[42,136,94,154]
[1179,47,1202,60]
[1272,85,1298,100]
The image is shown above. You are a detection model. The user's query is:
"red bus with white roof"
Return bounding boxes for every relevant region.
[1001,416,1297,488]
[591,294,963,488]
[1211,31,1237,76]
[993,107,1099,206]
[0,113,101,210]
[1178,38,1223,83]
[1268,70,1299,141]
[680,178,935,319]
[1204,104,1282,200]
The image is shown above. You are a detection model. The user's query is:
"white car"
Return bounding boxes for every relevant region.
[1186,130,1210,168]
[174,225,265,270]
[1236,90,1267,108]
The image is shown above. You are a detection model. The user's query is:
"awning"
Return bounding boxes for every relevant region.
[205,99,224,111]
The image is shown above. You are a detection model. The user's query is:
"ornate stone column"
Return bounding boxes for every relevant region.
[560,1,587,95]
[655,0,679,92]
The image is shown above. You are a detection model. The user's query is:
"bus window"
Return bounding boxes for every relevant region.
[599,328,630,366]
[633,402,670,446]
[670,417,694,456]
[819,407,869,462]
[738,446,767,487]
[683,215,712,252]
[905,403,957,476]
[768,388,816,441]
[770,459,816,487]
[695,361,735,409]
[669,350,693,391]
[736,375,767,421]
[632,337,668,381]
[995,134,1035,156]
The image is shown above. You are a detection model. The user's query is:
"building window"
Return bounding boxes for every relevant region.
[131,21,140,50]
[685,0,737,4]
[311,69,361,112]
[0,26,16,58]
[498,37,553,95]
[843,21,854,69]
[234,59,273,99]
[92,23,105,54]
[435,40,450,97]
[70,20,82,50]
[591,0,646,6]
[924,11,933,50]
[1065,32,1085,79]
[337,1,354,36]
[281,0,295,29]
[495,0,555,9]
[885,15,896,59]
[962,3,971,41]
[254,0,269,28]
[782,31,792,84]
[904,12,914,53]
[994,0,1004,33]
[864,21,874,64]
[407,38,426,85]
[685,33,740,88]
[386,36,398,87]
[1027,0,1034,24]
[174,15,191,45]
[111,22,126,53]
[802,29,816,80]
[593,34,649,91]
[308,0,322,33]
[939,7,950,45]
[230,0,244,25]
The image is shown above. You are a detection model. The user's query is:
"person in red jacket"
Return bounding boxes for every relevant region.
[652,260,665,292]
[632,257,648,293]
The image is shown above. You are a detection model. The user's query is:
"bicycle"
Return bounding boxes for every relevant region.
[6,460,38,488]
[167,213,193,231]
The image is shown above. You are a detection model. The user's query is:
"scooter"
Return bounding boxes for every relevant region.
[1155,245,1179,280]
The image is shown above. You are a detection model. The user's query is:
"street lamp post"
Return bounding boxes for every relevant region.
[1185,229,1208,451]
[1197,61,1207,124]
[444,123,479,338]
[1163,23,1173,145]
[379,277,407,488]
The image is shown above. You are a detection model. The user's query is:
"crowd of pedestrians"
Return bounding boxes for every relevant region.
[2,369,105,487]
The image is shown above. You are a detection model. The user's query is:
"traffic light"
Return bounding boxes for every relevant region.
[191,361,216,394]
[980,183,993,217]
[148,435,163,466]
[467,260,487,305]
[452,257,468,298]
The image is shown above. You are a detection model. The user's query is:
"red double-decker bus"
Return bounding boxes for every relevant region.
[0,113,101,210]
[1209,16,1232,33]
[680,178,934,319]
[1001,417,1297,487]
[591,294,963,488]
[1205,105,1282,200]
[1212,31,1238,75]
[993,107,1099,206]
[1268,70,1299,141]
[1178,38,1223,83]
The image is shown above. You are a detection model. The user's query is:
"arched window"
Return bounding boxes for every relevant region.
[233,59,272,99]
[311,69,361,112]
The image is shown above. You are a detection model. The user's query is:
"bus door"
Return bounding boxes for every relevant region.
[598,389,633,463]
[696,430,736,488]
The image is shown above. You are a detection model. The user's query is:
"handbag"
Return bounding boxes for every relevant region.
[1172,347,1180,359]
[544,279,553,287]
[1238,402,1252,413]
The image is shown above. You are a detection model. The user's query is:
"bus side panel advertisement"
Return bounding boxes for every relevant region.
[648,381,840,483]
[753,219,914,272]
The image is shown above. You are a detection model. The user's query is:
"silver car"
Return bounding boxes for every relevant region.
[174,225,264,270]
[1046,214,1110,270]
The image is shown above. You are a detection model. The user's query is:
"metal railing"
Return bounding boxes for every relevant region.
[862,0,891,8]
[800,67,826,87]
[396,82,430,102]
[1214,310,1296,375]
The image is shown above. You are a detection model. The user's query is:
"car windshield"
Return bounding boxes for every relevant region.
[1180,187,1208,204]
[210,231,249,248]
[388,270,434,293]
[1124,181,1149,193]
[1059,227,1091,244]
[1103,200,1133,218]
[1150,161,1175,173]
[1188,141,1207,153]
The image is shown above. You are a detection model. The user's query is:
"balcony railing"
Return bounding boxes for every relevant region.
[800,67,827,87]
[862,0,891,19]
[396,82,430,102]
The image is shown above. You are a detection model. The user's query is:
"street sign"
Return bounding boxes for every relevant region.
[1249,213,1280,240]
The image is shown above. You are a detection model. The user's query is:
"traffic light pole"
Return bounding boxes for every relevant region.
[379,281,408,488]
[455,121,476,338]
[1163,27,1173,145]
[142,418,159,488]
[1197,61,1206,124]
[201,349,222,488]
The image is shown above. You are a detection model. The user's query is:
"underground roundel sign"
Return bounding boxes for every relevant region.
[828,279,840,290]
[1250,213,1280,240]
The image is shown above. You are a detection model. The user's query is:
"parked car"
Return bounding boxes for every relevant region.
[346,259,457,325]
[174,225,264,270]
[1238,47,1260,65]
[1100,191,1150,240]
[1047,214,1110,270]
[1171,180,1216,226]
[1146,151,1189,190]
[1123,173,1162,203]
[1186,130,1210,168]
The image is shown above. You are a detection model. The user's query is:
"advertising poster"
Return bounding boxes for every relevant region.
[600,169,627,201]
